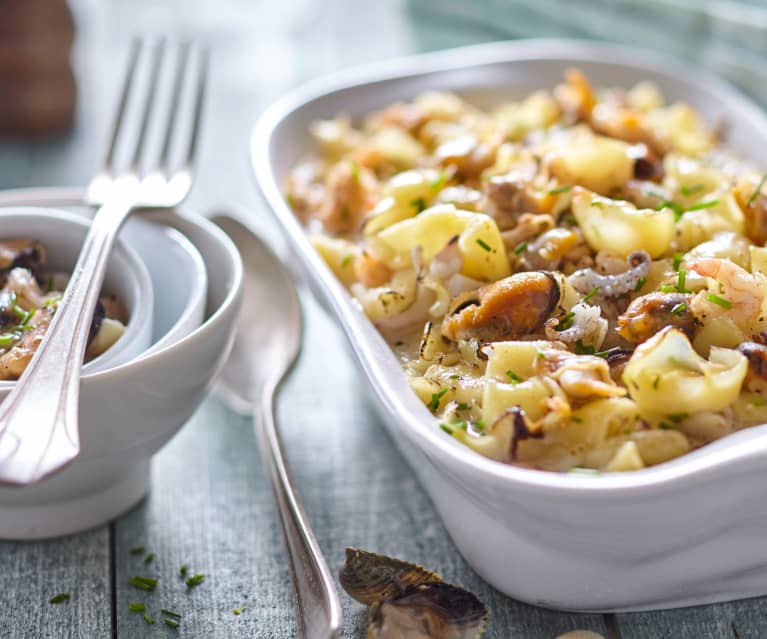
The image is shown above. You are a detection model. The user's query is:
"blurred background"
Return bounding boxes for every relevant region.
[1,0,765,218]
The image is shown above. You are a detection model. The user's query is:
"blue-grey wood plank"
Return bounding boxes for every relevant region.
[0,528,111,639]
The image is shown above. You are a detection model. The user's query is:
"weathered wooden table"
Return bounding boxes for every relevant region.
[0,1,765,637]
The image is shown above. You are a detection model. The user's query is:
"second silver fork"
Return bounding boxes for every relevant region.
[0,38,208,485]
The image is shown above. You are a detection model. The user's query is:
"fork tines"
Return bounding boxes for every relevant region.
[101,37,209,180]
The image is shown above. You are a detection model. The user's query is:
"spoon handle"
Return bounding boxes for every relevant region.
[256,376,342,639]
[0,199,129,484]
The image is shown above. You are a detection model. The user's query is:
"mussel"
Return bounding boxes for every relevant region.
[340,548,488,639]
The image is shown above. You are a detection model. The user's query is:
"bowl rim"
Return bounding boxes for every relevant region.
[0,189,244,384]
[0,206,154,385]
[250,38,767,496]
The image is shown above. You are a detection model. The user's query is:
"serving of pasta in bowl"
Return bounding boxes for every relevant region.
[252,40,767,610]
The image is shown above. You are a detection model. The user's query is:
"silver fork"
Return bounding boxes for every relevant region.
[0,37,208,484]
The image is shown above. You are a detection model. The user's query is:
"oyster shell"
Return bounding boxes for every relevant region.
[367,582,488,639]
[340,548,441,606]
[340,548,488,639]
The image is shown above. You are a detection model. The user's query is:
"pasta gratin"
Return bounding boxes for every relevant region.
[285,70,767,473]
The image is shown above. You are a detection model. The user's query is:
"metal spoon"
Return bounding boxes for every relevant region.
[211,214,342,639]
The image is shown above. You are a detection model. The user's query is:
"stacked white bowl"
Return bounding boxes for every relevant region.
[0,203,243,539]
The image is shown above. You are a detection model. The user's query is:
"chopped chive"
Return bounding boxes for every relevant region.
[49,593,70,604]
[672,251,684,272]
[143,553,155,565]
[668,413,688,423]
[513,241,527,255]
[129,546,145,556]
[634,277,646,292]
[349,159,359,181]
[680,184,705,197]
[427,387,449,412]
[43,296,62,308]
[448,374,459,380]
[677,269,690,293]
[164,618,180,630]
[652,375,661,389]
[128,576,158,592]
[753,397,766,407]
[46,275,55,293]
[570,416,583,423]
[557,311,575,331]
[179,564,188,577]
[505,370,522,384]
[143,612,155,625]
[431,170,448,191]
[748,174,767,207]
[659,421,674,430]
[0,334,19,349]
[439,423,454,435]
[568,467,600,476]
[659,285,676,293]
[583,286,600,302]
[670,302,687,316]
[186,574,205,589]
[657,200,684,222]
[685,199,719,212]
[456,402,471,411]
[476,238,492,252]
[340,254,353,268]
[473,419,486,433]
[561,213,577,225]
[161,609,182,619]
[411,197,426,213]
[706,293,732,309]
[536,350,546,360]
[547,184,572,195]
[233,608,242,616]
[128,603,145,613]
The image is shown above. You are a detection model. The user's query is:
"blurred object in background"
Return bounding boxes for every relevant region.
[0,0,76,138]
[410,0,767,105]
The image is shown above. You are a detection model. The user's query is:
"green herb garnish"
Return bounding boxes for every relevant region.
[672,252,684,272]
[143,553,155,565]
[513,241,527,255]
[583,286,600,302]
[506,371,522,384]
[748,174,767,207]
[680,184,705,197]
[568,468,600,476]
[706,293,732,309]
[752,397,766,407]
[129,546,145,555]
[571,416,583,423]
[574,340,610,357]
[179,564,188,577]
[557,311,575,331]
[652,375,661,389]
[634,277,646,292]
[547,185,572,195]
[349,159,359,181]
[668,413,688,423]
[685,199,719,212]
[128,576,158,592]
[659,421,674,430]
[677,269,690,293]
[427,387,449,412]
[657,200,684,222]
[128,603,146,612]
[161,609,181,619]
[143,612,155,625]
[49,593,70,604]
[411,197,426,213]
[431,170,448,191]
[476,238,492,252]
[670,302,687,316]
[456,402,471,411]
[164,618,179,630]
[340,254,353,268]
[439,423,454,435]
[186,574,205,589]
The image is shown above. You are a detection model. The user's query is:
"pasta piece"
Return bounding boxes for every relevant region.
[311,235,360,286]
[629,429,691,466]
[604,441,644,472]
[622,327,748,416]
[483,340,552,382]
[378,205,510,281]
[571,187,675,258]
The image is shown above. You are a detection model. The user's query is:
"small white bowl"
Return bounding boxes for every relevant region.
[0,207,154,383]
[0,199,242,539]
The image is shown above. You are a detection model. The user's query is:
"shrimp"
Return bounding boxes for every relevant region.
[685,257,764,326]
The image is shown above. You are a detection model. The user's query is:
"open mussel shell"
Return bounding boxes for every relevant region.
[367,581,488,639]
[340,548,442,606]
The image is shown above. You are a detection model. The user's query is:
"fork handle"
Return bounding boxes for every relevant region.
[0,197,132,484]
[256,376,342,639]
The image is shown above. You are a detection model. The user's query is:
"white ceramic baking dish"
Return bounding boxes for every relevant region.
[251,40,767,612]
